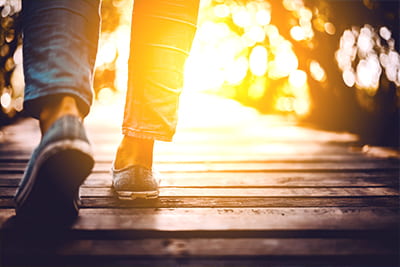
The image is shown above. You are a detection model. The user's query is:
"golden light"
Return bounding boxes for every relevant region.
[324,22,336,35]
[290,26,305,41]
[268,44,298,79]
[0,91,11,109]
[241,32,257,47]
[249,45,268,76]
[184,52,225,92]
[356,56,381,94]
[342,69,355,87]
[248,76,267,100]
[313,17,326,33]
[283,0,303,11]
[283,1,314,40]
[214,4,230,18]
[265,24,280,41]
[309,60,327,82]
[113,25,131,95]
[276,96,294,112]
[255,9,271,26]
[299,7,312,21]
[357,26,374,56]
[183,19,245,93]
[97,87,117,105]
[198,21,231,42]
[224,56,248,85]
[91,0,314,127]
[96,34,118,67]
[232,7,251,28]
[380,51,400,84]
[293,97,310,116]
[335,24,399,94]
[289,69,307,88]
[248,26,266,43]
[379,26,391,41]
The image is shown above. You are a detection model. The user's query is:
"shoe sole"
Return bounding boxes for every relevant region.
[115,190,159,200]
[15,140,94,224]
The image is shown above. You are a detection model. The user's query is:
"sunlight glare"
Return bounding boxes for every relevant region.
[283,0,304,12]
[232,7,251,28]
[380,51,400,84]
[96,34,117,67]
[225,56,248,85]
[276,97,294,112]
[94,0,313,123]
[324,22,336,35]
[356,55,381,94]
[255,9,271,26]
[248,26,266,43]
[0,91,11,109]
[290,26,305,41]
[309,60,326,82]
[248,76,267,100]
[268,44,298,79]
[214,4,230,18]
[249,45,268,76]
[97,87,117,105]
[342,69,355,87]
[293,97,309,116]
[357,26,373,57]
[289,70,307,88]
[379,26,391,41]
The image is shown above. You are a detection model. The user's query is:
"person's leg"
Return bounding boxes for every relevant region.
[15,0,100,224]
[112,0,199,199]
[22,0,100,125]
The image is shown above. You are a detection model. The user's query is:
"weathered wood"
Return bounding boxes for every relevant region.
[1,161,399,172]
[0,154,387,163]
[1,196,397,208]
[0,153,397,163]
[1,186,398,198]
[1,171,399,188]
[92,187,399,197]
[2,207,398,232]
[2,238,397,257]
[1,111,399,267]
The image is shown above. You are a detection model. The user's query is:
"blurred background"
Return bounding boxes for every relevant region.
[0,0,398,147]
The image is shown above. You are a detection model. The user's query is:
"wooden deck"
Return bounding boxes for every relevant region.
[0,93,399,267]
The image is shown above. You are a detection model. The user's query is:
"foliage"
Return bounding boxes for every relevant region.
[187,0,399,146]
[0,0,398,146]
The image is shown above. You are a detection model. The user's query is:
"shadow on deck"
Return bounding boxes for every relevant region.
[0,93,399,267]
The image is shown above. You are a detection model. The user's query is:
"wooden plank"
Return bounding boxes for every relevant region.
[0,149,397,163]
[3,173,400,189]
[1,187,398,198]
[0,143,361,158]
[1,171,399,188]
[0,152,383,164]
[83,187,399,197]
[2,207,398,232]
[0,127,358,145]
[105,157,400,165]
[1,196,398,208]
[0,161,399,173]
[2,238,397,257]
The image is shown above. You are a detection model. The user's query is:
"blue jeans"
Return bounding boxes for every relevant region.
[22,0,199,141]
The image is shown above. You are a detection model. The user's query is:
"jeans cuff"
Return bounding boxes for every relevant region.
[122,127,173,142]
[23,89,92,119]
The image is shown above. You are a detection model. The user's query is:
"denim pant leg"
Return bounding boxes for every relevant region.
[122,0,200,141]
[22,0,100,119]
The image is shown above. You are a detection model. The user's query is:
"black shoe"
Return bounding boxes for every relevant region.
[112,165,160,200]
[14,116,94,225]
